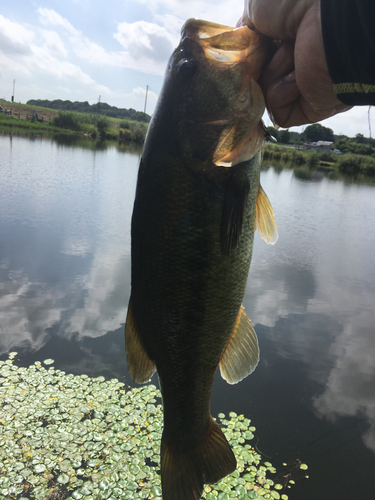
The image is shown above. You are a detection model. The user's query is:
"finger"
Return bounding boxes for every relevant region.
[260,43,294,87]
[258,43,304,127]
[265,72,309,127]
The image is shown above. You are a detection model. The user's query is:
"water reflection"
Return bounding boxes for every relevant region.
[0,133,138,357]
[314,309,375,452]
[1,134,375,499]
[244,167,375,458]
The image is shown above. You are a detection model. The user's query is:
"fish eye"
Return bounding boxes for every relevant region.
[176,59,198,80]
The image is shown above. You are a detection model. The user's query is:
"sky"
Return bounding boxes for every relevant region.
[0,0,373,138]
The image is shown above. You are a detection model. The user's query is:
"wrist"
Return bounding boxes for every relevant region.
[321,0,375,105]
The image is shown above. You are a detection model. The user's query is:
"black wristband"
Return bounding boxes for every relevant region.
[321,0,375,105]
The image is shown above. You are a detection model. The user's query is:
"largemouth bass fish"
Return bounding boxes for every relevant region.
[125,19,278,500]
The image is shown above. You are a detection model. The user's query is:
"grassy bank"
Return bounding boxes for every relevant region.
[0,113,71,135]
[0,103,148,144]
[50,111,147,143]
[263,143,375,177]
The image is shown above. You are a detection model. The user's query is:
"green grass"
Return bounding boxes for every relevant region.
[0,113,74,135]
[0,100,56,113]
[262,144,316,166]
[0,110,148,143]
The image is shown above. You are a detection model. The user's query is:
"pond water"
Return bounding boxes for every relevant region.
[1,132,375,499]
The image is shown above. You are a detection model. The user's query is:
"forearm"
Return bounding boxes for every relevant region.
[321,0,375,105]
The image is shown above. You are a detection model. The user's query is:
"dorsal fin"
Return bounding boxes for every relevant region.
[219,305,259,384]
[125,296,156,384]
[255,184,278,244]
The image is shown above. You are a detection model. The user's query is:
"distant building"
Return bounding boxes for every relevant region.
[304,141,333,152]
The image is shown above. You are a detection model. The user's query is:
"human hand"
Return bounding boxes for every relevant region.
[238,0,350,127]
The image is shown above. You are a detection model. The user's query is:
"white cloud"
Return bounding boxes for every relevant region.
[0,276,65,355]
[40,29,68,58]
[132,85,158,102]
[138,0,242,27]
[0,14,34,56]
[38,7,76,34]
[1,21,35,60]
[37,8,172,75]
[320,106,374,137]
[38,7,119,66]
[114,20,176,74]
[0,12,112,96]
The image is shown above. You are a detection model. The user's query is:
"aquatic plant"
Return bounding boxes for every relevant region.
[0,354,307,500]
[306,151,319,168]
[339,154,375,176]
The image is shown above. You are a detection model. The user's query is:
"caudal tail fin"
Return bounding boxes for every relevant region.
[161,418,236,500]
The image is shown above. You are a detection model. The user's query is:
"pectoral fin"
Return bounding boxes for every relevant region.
[125,296,156,384]
[219,305,259,384]
[255,184,278,244]
[220,173,250,255]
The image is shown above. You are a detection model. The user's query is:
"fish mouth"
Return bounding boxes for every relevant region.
[181,19,274,80]
[182,19,271,167]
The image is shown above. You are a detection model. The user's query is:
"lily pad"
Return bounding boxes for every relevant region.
[57,473,70,485]
[0,354,303,500]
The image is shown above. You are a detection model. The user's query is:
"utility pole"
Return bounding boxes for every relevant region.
[11,79,15,102]
[98,95,101,114]
[369,106,373,154]
[144,85,148,115]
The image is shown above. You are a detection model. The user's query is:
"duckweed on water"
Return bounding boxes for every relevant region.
[0,354,307,500]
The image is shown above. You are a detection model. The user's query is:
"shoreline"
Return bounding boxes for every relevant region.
[0,101,148,144]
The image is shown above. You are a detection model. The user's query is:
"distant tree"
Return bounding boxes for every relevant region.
[288,130,303,144]
[266,126,279,141]
[278,129,290,144]
[26,99,151,123]
[103,110,118,118]
[355,133,366,143]
[303,123,334,142]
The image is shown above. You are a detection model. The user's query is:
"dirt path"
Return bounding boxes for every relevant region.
[0,102,57,122]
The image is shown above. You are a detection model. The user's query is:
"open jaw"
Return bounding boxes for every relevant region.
[182,19,272,167]
[181,18,273,79]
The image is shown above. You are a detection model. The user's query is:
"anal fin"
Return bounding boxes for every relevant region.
[125,296,156,384]
[219,305,259,384]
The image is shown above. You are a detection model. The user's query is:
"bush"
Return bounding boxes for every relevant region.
[119,128,132,141]
[358,155,375,175]
[119,121,131,130]
[339,155,362,175]
[281,151,289,162]
[306,151,319,168]
[291,150,305,165]
[52,111,82,131]
[319,152,335,162]
[118,122,147,144]
[103,127,118,140]
[130,122,146,144]
[95,116,109,135]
